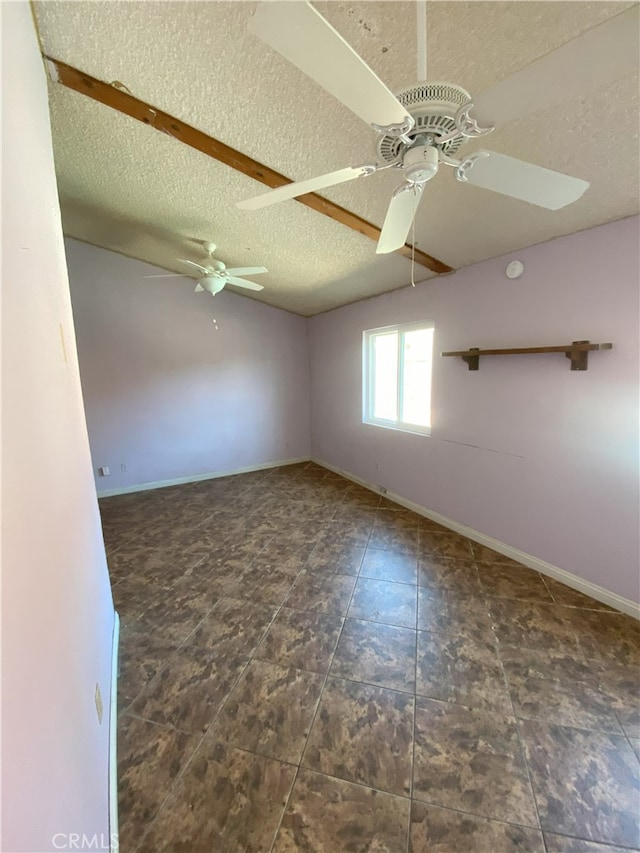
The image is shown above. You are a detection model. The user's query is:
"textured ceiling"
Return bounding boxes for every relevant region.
[33,1,639,316]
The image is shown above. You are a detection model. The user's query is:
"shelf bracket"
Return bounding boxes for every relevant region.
[461,348,480,371]
[566,340,590,371]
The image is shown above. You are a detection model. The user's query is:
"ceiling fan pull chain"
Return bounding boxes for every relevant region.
[417,0,427,82]
[411,189,417,287]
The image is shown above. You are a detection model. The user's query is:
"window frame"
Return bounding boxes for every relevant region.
[362,321,434,436]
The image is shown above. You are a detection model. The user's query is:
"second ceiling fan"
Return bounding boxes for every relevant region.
[237,2,638,254]
[145,242,267,295]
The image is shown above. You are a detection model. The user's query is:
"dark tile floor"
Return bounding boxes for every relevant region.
[102,462,640,852]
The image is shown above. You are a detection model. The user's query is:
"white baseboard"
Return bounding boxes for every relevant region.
[96,457,311,498]
[313,457,640,620]
[109,612,120,853]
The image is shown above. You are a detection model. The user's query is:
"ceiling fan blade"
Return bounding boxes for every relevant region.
[143,273,187,278]
[248,2,408,128]
[471,5,639,128]
[376,184,425,255]
[224,266,268,276]
[238,164,379,210]
[178,258,211,274]
[226,276,265,291]
[458,151,589,210]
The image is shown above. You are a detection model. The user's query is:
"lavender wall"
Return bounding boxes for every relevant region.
[65,239,311,493]
[2,4,115,850]
[309,217,640,604]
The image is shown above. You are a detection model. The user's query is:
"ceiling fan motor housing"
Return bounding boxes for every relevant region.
[376,82,472,164]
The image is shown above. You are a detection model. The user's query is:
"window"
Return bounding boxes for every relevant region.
[363,322,434,434]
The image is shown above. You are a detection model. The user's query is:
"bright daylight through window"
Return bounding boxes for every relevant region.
[363,323,434,435]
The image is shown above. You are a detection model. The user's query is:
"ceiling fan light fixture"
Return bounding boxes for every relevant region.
[403,145,439,184]
[198,275,227,295]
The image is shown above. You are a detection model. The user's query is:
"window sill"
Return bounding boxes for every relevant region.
[363,419,431,438]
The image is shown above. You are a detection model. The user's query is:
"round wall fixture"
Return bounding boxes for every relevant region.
[506,260,524,279]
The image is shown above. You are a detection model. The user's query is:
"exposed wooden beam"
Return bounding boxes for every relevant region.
[44,57,453,275]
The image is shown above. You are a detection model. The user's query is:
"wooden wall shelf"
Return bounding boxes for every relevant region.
[441,340,613,372]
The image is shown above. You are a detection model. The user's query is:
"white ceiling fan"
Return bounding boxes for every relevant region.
[237,2,639,254]
[144,242,267,294]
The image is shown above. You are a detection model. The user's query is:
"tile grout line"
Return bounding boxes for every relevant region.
[506,674,546,838]
[485,552,548,841]
[416,551,543,840]
[411,793,548,833]
[131,650,254,853]
[114,553,223,716]
[267,497,376,852]
[539,829,640,851]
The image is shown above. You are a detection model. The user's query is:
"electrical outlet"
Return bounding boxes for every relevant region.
[98,466,110,477]
[94,683,103,724]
